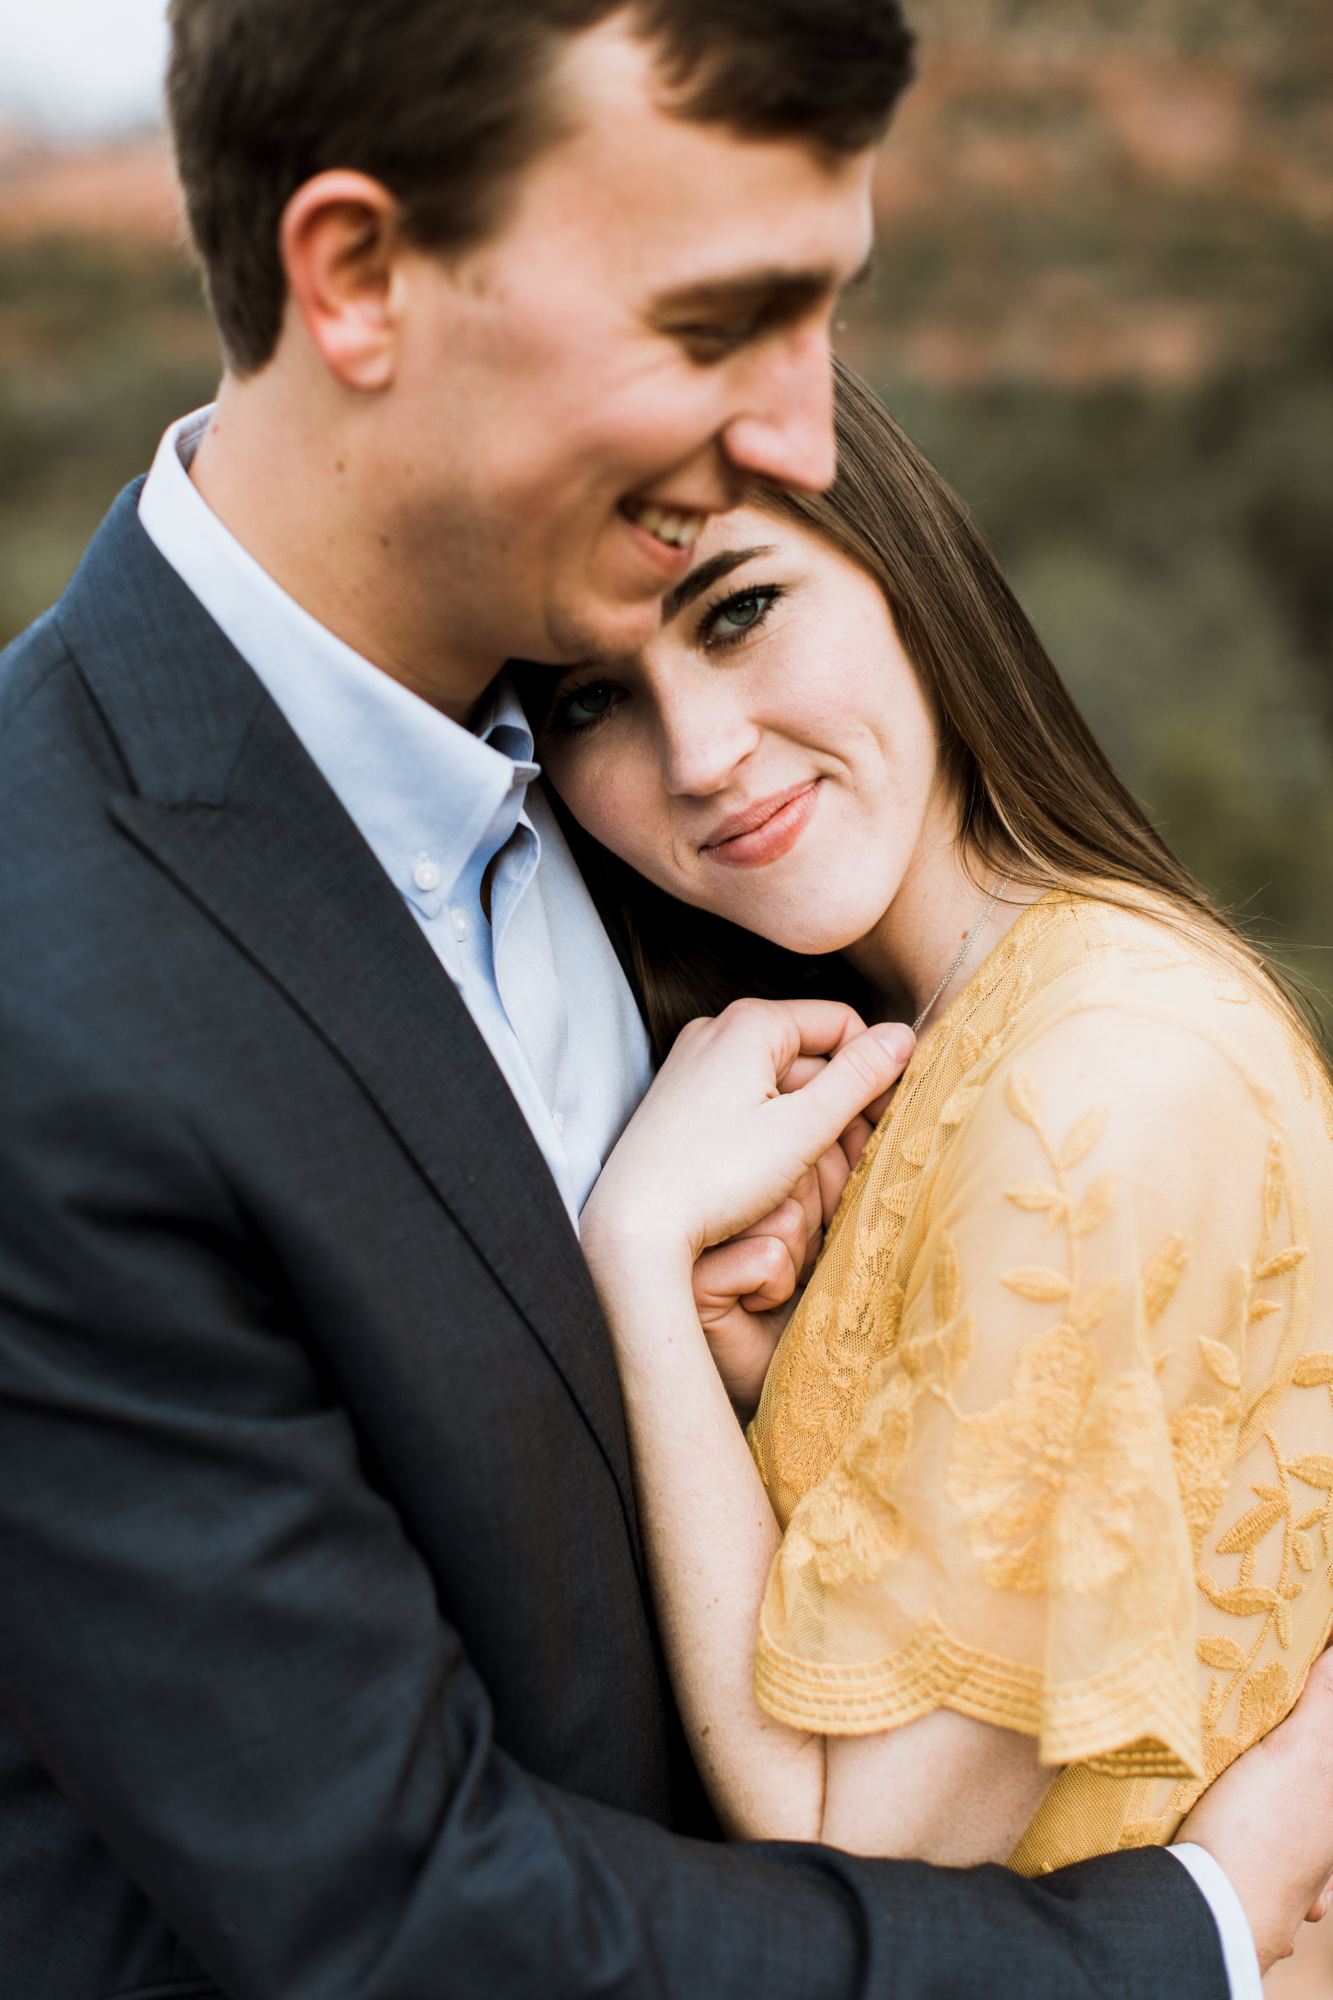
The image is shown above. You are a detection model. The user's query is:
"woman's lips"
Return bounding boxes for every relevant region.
[701,781,821,869]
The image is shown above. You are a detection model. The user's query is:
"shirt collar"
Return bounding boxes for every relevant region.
[137,408,539,908]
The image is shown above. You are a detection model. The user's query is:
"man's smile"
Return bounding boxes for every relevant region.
[619,495,709,551]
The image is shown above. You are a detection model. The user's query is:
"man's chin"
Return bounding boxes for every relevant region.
[541,591,666,666]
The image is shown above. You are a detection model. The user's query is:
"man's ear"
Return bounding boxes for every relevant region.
[278,171,406,391]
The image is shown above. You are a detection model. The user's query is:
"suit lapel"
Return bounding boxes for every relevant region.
[59,487,641,1553]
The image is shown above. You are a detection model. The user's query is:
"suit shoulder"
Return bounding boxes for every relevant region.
[0,606,75,732]
[0,587,129,806]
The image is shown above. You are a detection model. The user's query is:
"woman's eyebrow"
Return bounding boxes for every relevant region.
[662,546,775,624]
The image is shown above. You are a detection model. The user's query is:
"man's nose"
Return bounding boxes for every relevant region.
[719,324,838,496]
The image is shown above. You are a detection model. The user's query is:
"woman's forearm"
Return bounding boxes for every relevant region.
[584,1230,825,1841]
[585,1226,1058,1861]
[574,1000,914,1842]
[589,1237,1054,1861]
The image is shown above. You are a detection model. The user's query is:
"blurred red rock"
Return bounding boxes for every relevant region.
[0,131,184,246]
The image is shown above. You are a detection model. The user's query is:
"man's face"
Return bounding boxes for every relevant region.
[382,19,876,689]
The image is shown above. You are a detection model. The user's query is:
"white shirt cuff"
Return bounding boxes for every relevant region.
[1169,1843,1262,2000]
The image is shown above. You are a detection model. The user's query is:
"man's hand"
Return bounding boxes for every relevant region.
[1180,1648,1333,1972]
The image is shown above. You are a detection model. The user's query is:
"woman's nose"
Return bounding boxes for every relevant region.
[657,686,760,799]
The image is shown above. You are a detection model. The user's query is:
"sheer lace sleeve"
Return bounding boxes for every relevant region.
[752,999,1315,1788]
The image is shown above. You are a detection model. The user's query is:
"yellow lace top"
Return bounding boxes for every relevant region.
[748,888,1333,1875]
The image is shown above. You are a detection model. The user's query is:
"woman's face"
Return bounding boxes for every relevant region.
[535,506,949,960]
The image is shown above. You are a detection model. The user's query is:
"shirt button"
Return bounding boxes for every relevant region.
[412,859,441,892]
[451,908,471,941]
[552,1110,565,1135]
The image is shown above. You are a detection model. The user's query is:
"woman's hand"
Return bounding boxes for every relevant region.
[689,1058,879,1417]
[687,1040,904,1416]
[576,997,913,1849]
[583,998,914,1295]
[691,1183,821,1418]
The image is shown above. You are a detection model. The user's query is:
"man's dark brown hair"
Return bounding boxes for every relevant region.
[166,0,916,376]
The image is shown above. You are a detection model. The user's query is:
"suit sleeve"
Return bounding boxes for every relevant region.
[0,977,1228,2000]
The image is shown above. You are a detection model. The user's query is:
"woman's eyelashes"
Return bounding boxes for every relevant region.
[542,584,783,736]
[544,678,625,736]
[699,583,783,649]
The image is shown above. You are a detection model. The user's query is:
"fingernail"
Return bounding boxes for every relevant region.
[872,1023,916,1063]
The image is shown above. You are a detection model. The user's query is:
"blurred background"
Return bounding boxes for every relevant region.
[0,0,1330,1988]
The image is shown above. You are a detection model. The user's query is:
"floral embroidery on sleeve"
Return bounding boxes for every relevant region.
[1162,1138,1315,1811]
[947,1329,1162,1594]
[944,1070,1163,1595]
[751,893,1333,1873]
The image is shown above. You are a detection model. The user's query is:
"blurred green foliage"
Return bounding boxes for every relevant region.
[0,237,221,646]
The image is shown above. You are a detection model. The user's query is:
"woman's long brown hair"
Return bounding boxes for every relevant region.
[550,358,1326,1072]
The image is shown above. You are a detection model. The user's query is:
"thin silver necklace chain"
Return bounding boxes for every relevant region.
[911,872,1014,1037]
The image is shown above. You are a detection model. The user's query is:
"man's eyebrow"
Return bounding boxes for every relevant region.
[648,267,839,319]
[662,546,775,624]
[649,252,877,329]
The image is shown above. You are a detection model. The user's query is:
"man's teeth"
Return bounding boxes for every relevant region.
[625,502,705,549]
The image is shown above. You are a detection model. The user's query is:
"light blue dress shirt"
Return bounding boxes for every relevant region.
[138,408,652,1228]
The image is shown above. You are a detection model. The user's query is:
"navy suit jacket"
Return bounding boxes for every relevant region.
[0,487,1228,1999]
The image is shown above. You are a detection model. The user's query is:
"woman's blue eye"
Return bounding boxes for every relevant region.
[551,682,621,732]
[706,587,779,644]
